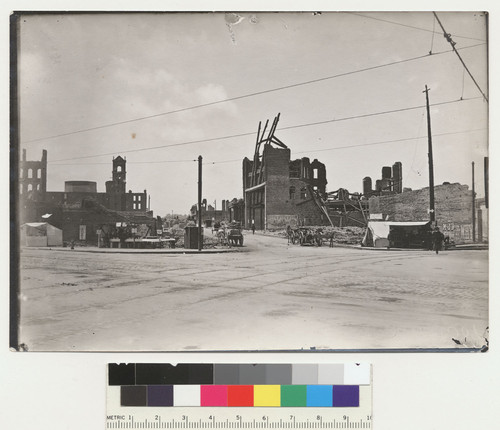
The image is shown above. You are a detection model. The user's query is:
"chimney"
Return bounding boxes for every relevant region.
[363,177,372,196]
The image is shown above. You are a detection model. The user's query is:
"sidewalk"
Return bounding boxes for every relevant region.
[254,230,488,252]
[23,246,243,255]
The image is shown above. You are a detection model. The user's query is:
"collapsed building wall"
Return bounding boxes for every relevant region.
[368,183,478,244]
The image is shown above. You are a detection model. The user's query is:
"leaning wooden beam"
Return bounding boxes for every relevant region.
[308,186,334,227]
[255,121,262,147]
[267,113,280,143]
[259,119,270,144]
[251,120,267,187]
[359,200,368,225]
[270,136,288,149]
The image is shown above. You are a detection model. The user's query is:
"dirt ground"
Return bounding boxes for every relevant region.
[18,231,488,351]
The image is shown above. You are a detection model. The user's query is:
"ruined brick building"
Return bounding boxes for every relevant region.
[19,150,155,244]
[243,148,327,229]
[368,182,487,244]
[242,115,328,230]
[241,114,486,237]
[228,198,245,223]
[189,199,231,227]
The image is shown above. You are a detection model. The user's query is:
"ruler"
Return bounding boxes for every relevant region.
[105,406,373,429]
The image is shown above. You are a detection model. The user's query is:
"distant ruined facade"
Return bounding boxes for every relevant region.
[363,162,403,197]
[19,150,155,244]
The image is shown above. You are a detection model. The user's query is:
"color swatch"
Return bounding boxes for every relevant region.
[109,363,370,408]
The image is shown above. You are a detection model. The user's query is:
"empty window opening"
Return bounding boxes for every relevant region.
[289,165,300,178]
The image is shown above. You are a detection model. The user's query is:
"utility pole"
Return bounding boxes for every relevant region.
[424,85,436,224]
[198,155,203,251]
[484,156,489,209]
[472,161,476,243]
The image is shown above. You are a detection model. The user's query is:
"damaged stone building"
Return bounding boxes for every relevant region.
[369,182,487,244]
[242,115,328,230]
[188,198,244,227]
[19,150,156,245]
[189,199,231,227]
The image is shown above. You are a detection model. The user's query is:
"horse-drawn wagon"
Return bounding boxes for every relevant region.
[287,226,323,246]
[227,221,244,246]
[215,221,244,246]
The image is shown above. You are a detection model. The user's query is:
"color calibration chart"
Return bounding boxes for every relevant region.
[106,363,372,429]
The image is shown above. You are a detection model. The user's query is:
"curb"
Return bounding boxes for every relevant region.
[23,247,244,255]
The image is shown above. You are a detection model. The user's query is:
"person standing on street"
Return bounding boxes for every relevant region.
[251,220,256,235]
[432,226,445,254]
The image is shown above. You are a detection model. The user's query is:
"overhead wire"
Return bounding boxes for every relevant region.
[22,43,485,146]
[49,96,483,163]
[51,159,197,166]
[409,108,427,177]
[433,12,488,103]
[292,128,486,155]
[461,67,466,100]
[51,127,487,167]
[277,98,481,133]
[429,15,436,54]
[204,127,486,165]
[348,12,486,42]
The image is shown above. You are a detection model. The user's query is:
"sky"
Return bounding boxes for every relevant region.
[17,11,488,216]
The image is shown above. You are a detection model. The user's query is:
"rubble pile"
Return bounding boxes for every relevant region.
[268,226,365,245]
[320,226,366,245]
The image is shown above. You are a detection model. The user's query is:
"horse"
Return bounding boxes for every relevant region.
[216,228,226,245]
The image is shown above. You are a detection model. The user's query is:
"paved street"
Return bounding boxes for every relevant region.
[19,232,488,351]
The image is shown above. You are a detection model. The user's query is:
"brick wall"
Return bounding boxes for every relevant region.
[125,191,147,211]
[369,183,474,243]
[262,146,327,228]
[263,145,294,223]
[267,214,299,229]
[295,198,325,226]
[243,145,327,229]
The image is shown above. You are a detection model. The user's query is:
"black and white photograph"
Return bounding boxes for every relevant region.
[12,11,489,352]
